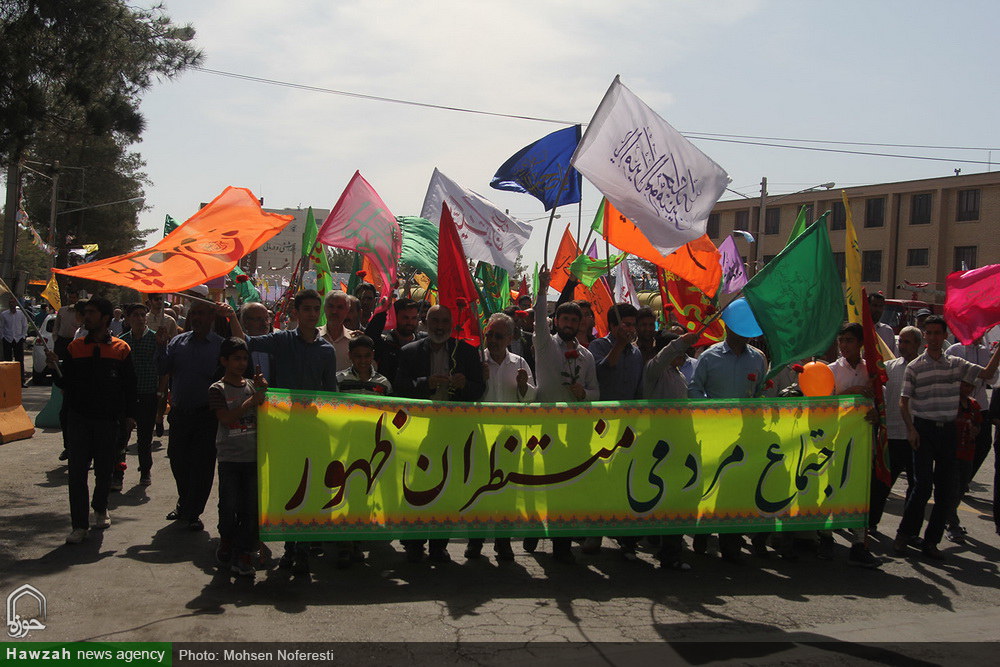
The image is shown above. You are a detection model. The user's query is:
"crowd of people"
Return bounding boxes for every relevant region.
[45,278,1000,579]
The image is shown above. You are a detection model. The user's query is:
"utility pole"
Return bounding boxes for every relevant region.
[1,160,22,288]
[753,176,767,276]
[47,162,60,269]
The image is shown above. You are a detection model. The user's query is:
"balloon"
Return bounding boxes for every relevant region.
[799,361,835,396]
[720,297,763,338]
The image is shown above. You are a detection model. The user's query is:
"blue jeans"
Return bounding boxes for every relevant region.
[218,461,258,555]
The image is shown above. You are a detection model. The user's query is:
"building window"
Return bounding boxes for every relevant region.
[831,201,846,230]
[957,189,980,221]
[762,254,776,266]
[907,248,929,266]
[764,208,780,235]
[954,246,977,271]
[734,210,749,231]
[865,197,885,228]
[833,252,846,281]
[801,204,814,222]
[862,250,882,282]
[911,193,932,225]
[706,213,720,239]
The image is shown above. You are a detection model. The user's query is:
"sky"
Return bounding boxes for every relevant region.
[26,0,1000,274]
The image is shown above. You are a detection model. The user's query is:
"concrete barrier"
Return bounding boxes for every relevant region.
[0,361,35,443]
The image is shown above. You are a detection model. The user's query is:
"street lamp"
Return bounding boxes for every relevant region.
[751,179,835,273]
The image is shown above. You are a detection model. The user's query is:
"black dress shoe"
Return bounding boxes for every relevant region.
[522,537,539,553]
[166,510,183,521]
[155,422,165,437]
[188,518,204,531]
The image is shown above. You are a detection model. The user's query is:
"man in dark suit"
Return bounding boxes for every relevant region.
[395,304,484,562]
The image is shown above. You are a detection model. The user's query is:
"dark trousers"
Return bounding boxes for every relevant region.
[116,393,157,476]
[66,411,118,529]
[218,461,258,555]
[167,407,217,520]
[993,431,1000,531]
[898,418,957,546]
[402,539,449,554]
[971,413,993,477]
[3,338,24,377]
[869,438,915,530]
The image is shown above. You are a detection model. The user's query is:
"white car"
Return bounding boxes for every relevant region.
[30,314,57,385]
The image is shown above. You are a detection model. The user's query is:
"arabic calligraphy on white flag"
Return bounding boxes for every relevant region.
[420,168,532,273]
[612,259,640,308]
[571,76,730,257]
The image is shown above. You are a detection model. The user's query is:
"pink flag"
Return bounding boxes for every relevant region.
[945,265,1000,344]
[318,171,401,320]
[718,235,748,294]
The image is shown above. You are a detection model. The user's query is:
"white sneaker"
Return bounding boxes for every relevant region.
[65,528,88,544]
[93,512,111,529]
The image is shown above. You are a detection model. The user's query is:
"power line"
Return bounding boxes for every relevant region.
[192,66,997,164]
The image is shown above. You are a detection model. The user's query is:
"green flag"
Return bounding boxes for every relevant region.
[475,262,510,319]
[784,205,810,247]
[743,213,843,381]
[302,207,335,325]
[228,265,261,303]
[347,252,364,295]
[398,216,438,283]
[163,214,179,237]
[569,251,626,287]
[590,198,607,235]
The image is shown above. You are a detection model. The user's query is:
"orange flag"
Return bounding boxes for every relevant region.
[599,199,721,297]
[54,187,293,292]
[550,225,614,337]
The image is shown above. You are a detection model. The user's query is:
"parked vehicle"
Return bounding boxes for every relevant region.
[30,314,56,385]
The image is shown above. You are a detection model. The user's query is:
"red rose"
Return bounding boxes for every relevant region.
[747,373,757,382]
[564,350,580,360]
[791,364,805,373]
[515,310,529,318]
[765,379,774,389]
[235,274,250,284]
[355,270,367,278]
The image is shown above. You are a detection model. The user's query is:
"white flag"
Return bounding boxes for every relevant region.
[572,76,730,257]
[420,168,532,273]
[613,259,639,308]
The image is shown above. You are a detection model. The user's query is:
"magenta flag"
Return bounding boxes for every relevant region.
[318,171,401,309]
[945,265,1000,344]
[718,235,748,294]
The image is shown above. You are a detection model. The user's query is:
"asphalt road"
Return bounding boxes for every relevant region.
[1,384,997,664]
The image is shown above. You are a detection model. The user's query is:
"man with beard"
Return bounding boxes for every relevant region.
[395,304,484,563]
[366,298,425,385]
[318,291,359,372]
[635,306,657,363]
[523,269,599,564]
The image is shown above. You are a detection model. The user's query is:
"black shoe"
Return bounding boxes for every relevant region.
[188,518,204,531]
[495,540,515,562]
[428,548,452,564]
[522,537,539,553]
[848,544,882,569]
[155,422,165,437]
[58,450,69,461]
[166,509,183,521]
[922,544,946,561]
[292,552,311,574]
[278,552,295,570]
[692,534,708,554]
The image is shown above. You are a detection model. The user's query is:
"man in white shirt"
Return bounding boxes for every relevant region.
[318,291,360,372]
[870,326,922,533]
[1,296,29,380]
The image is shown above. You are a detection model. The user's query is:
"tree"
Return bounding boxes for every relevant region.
[0,0,202,285]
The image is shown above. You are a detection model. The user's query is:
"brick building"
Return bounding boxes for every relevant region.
[707,171,1000,305]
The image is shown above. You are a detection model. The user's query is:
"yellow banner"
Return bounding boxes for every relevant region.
[258,392,872,540]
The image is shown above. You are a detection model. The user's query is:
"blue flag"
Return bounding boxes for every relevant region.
[490,125,583,211]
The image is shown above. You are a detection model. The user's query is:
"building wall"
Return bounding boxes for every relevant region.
[250,207,330,274]
[708,171,1000,305]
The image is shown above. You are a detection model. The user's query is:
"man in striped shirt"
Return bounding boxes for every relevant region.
[894,315,1000,560]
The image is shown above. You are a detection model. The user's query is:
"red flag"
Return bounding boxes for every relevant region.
[438,203,481,346]
[318,171,401,310]
[54,187,292,292]
[862,288,891,487]
[516,276,529,300]
[945,265,1000,345]
[657,268,725,347]
[549,225,614,337]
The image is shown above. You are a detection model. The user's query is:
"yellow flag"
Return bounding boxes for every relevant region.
[843,191,863,324]
[41,273,61,312]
